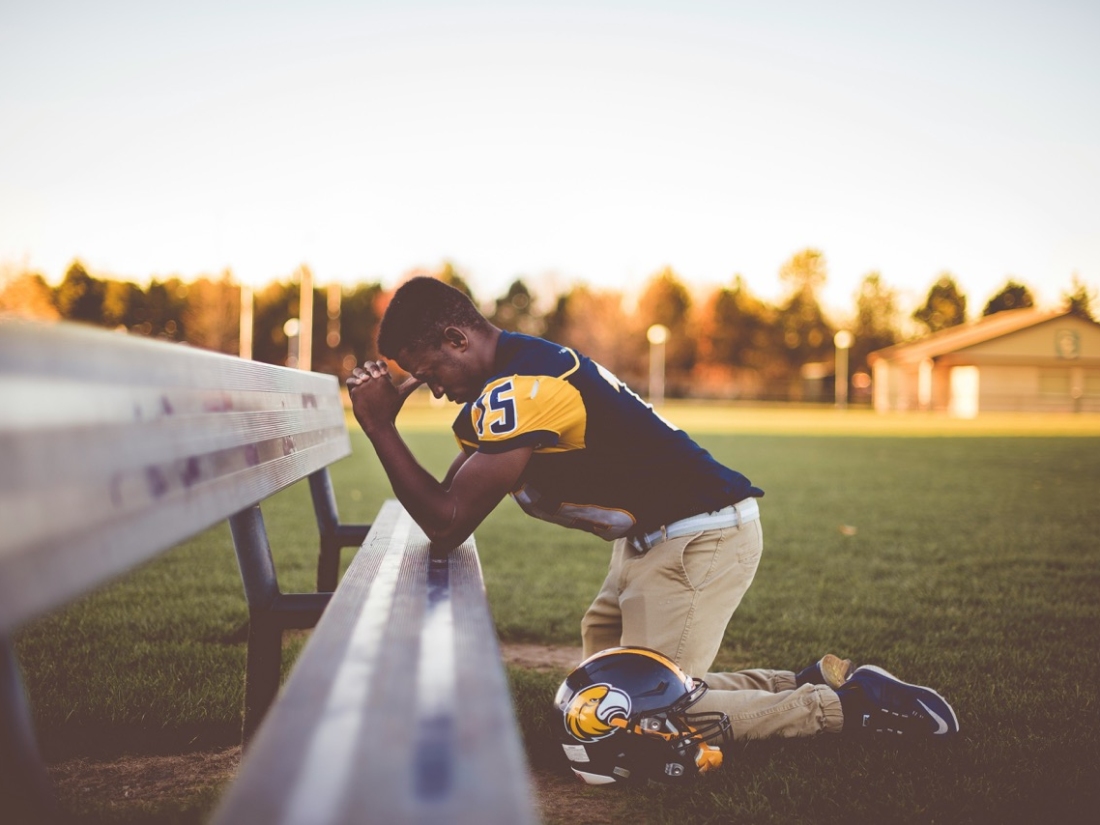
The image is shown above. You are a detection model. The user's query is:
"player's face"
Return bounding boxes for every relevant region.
[397,342,482,404]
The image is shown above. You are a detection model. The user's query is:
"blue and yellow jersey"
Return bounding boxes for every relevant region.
[453,332,762,540]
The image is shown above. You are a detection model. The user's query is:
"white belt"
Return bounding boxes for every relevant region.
[628,497,760,553]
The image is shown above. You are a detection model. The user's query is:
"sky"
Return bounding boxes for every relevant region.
[2,0,1099,318]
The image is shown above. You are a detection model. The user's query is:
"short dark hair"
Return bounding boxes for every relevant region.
[377,276,487,358]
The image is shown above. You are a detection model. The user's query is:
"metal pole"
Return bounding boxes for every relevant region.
[239,282,253,360]
[326,282,342,349]
[228,507,281,744]
[647,324,668,407]
[283,319,300,369]
[834,330,852,409]
[1,635,58,823]
[298,266,313,372]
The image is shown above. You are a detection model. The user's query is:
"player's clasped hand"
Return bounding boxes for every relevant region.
[347,359,389,386]
[346,360,422,437]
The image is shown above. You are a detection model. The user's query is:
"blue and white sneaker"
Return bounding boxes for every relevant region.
[837,665,960,738]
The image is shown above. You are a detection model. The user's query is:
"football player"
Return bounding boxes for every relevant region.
[348,276,958,745]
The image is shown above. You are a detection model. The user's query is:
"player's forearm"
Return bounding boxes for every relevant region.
[366,423,457,537]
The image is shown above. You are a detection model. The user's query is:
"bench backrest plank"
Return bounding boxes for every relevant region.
[212,501,539,825]
[0,321,350,633]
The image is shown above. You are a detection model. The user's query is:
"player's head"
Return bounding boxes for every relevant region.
[377,277,495,404]
[378,276,489,359]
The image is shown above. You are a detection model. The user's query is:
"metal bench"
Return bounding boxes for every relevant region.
[0,320,537,824]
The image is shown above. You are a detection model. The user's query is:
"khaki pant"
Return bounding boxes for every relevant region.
[580,505,843,738]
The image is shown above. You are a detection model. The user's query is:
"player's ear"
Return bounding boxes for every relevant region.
[442,326,469,351]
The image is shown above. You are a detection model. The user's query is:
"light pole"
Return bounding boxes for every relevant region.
[296,266,313,372]
[284,318,301,368]
[647,324,669,407]
[326,282,342,349]
[239,281,253,360]
[834,330,853,409]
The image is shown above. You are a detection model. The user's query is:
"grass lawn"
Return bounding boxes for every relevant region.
[13,400,1100,823]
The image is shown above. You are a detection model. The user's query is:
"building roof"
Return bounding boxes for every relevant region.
[868,308,1079,365]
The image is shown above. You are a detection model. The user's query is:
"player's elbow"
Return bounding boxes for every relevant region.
[427,535,463,559]
[422,522,474,551]
[423,527,474,560]
[420,505,474,550]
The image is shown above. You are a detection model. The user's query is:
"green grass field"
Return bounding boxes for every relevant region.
[14,402,1100,823]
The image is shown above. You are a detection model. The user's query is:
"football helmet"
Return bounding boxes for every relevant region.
[554,646,732,785]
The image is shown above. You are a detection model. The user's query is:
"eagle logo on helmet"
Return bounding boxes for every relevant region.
[564,683,632,742]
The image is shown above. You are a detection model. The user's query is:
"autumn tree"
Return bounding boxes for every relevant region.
[183,273,240,354]
[779,248,828,295]
[849,271,901,373]
[634,267,696,390]
[134,278,189,339]
[0,271,59,320]
[251,280,297,365]
[340,281,385,371]
[982,279,1034,316]
[913,273,967,333]
[692,276,782,399]
[54,261,105,324]
[776,248,833,372]
[542,284,631,378]
[52,262,191,339]
[101,279,143,329]
[489,279,543,336]
[697,276,775,373]
[435,261,475,302]
[1062,274,1096,321]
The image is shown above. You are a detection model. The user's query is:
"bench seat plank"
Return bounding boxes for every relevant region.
[212,501,538,825]
[0,321,350,633]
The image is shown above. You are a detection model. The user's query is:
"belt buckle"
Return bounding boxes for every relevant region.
[629,526,666,554]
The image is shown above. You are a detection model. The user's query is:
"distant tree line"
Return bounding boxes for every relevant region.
[1,252,1095,403]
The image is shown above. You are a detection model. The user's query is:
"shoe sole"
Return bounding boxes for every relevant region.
[820,654,854,689]
[853,665,960,735]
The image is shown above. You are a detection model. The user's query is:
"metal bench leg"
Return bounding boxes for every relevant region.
[308,469,369,592]
[1,634,58,824]
[230,505,333,745]
[241,609,283,745]
[229,506,283,746]
[316,533,343,595]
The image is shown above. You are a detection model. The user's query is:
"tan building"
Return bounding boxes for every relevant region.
[867,308,1100,416]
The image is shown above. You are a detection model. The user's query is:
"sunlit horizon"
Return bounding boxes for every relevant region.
[2,1,1098,319]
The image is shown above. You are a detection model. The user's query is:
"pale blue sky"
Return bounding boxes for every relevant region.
[2,0,1098,317]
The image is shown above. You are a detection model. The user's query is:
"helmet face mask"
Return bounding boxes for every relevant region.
[554,647,732,785]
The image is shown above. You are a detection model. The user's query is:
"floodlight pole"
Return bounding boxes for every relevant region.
[326,282,342,349]
[284,318,300,368]
[647,324,669,407]
[297,266,313,372]
[239,282,254,360]
[834,330,853,409]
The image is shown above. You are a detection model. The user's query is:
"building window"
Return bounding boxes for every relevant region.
[1039,369,1071,396]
